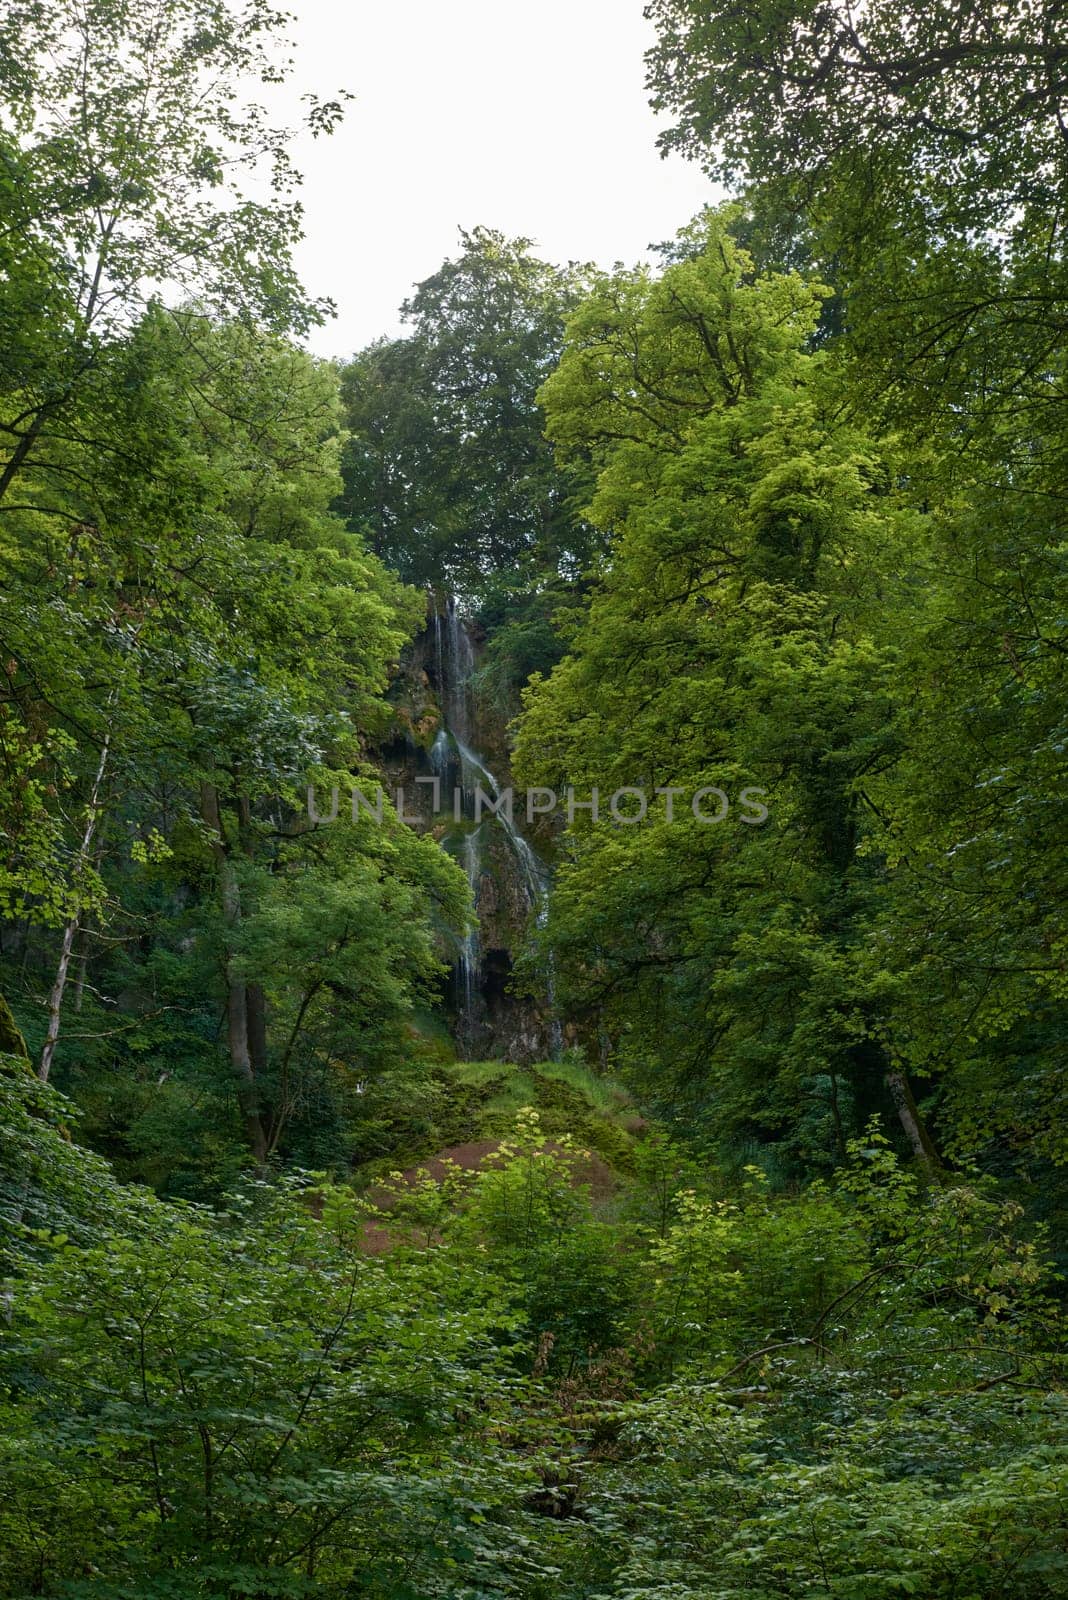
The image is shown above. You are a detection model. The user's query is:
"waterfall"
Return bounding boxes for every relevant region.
[451,733,547,908]
[429,592,560,1058]
[433,604,444,702]
[445,595,475,744]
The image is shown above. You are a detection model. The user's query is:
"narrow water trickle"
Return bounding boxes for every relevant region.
[433,606,444,705]
[445,595,475,745]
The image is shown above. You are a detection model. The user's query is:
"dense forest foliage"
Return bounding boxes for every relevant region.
[1,1,1065,1596]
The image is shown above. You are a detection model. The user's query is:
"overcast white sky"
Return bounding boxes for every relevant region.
[278,0,718,357]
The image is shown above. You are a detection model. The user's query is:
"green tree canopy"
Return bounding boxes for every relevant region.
[339,227,600,602]
[514,212,936,1170]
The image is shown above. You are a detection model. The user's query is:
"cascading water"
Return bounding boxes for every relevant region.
[433,607,445,707]
[428,591,560,1058]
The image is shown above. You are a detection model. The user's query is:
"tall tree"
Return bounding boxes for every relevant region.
[339,227,599,601]
[0,0,345,507]
[645,0,1068,427]
[644,0,1068,1176]
[515,213,936,1172]
[0,305,467,1169]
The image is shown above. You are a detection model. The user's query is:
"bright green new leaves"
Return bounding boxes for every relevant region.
[644,6,1068,1177]
[560,1137,1065,1600]
[2,1070,1063,1599]
[0,1180,522,1599]
[228,816,470,1163]
[0,0,335,342]
[646,2,1068,441]
[0,714,105,927]
[0,299,466,1161]
[516,215,916,1161]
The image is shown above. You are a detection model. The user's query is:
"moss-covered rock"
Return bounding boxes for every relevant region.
[0,993,29,1063]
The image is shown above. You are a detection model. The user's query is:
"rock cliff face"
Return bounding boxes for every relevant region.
[379,595,560,1062]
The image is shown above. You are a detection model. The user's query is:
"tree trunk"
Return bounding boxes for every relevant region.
[0,992,32,1320]
[200,782,268,1167]
[246,982,269,1079]
[39,730,111,1083]
[885,1062,941,1180]
[236,795,270,1086]
[0,409,47,505]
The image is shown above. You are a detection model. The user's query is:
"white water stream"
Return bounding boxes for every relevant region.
[429,594,560,1057]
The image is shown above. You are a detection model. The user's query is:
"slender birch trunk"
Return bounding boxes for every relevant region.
[38,730,111,1083]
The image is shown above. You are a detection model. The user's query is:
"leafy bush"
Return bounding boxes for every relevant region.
[0,1178,527,1599]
